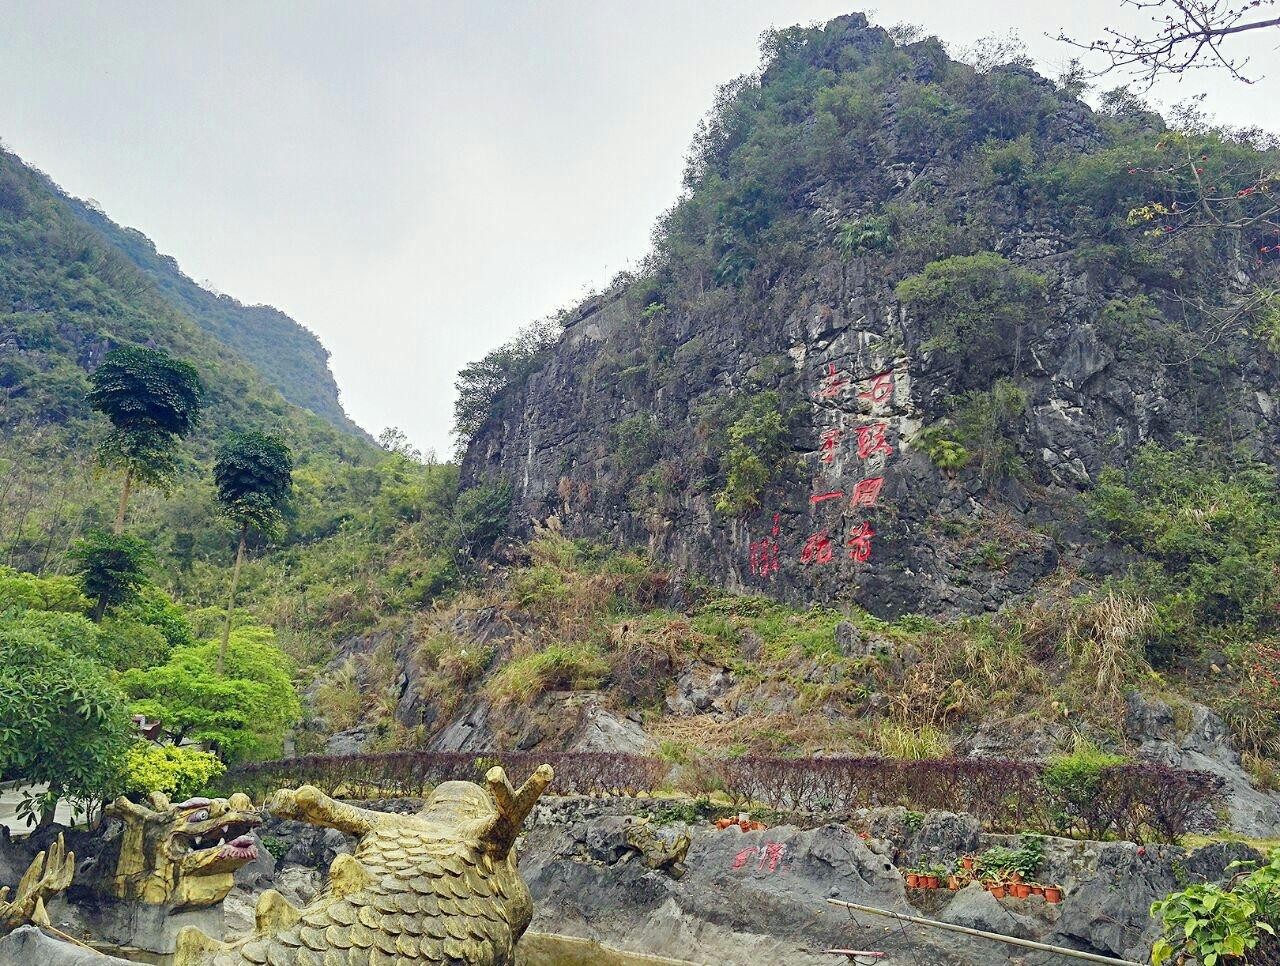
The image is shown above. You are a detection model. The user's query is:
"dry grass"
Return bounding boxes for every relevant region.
[311,659,364,731]
[875,723,954,760]
[1021,587,1155,710]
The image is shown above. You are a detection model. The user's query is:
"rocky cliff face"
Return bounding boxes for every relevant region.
[461,14,1279,618]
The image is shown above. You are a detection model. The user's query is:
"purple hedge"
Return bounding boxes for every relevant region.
[221,751,1224,843]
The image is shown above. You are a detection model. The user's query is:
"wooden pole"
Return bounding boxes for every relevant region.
[219,526,246,674]
[825,898,1145,966]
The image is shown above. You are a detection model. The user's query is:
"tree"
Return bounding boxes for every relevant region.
[67,529,153,621]
[212,432,293,672]
[452,318,560,454]
[0,626,131,826]
[87,345,203,534]
[1059,1,1280,87]
[119,626,302,762]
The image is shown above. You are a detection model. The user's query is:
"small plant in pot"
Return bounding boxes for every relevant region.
[905,869,920,889]
[1029,883,1044,897]
[960,854,976,871]
[989,879,1008,899]
[1012,882,1031,899]
[1044,884,1064,903]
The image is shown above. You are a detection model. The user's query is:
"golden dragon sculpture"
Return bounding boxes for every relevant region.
[174,763,553,965]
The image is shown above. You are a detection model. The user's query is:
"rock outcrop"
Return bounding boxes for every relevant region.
[460,13,1280,620]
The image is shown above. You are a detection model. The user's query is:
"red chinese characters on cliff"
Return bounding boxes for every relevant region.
[858,371,894,405]
[854,422,893,460]
[818,427,843,464]
[749,513,781,578]
[846,522,874,562]
[849,476,884,508]
[816,363,849,400]
[799,532,834,565]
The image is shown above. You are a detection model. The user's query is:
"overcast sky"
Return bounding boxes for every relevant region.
[2,2,1276,456]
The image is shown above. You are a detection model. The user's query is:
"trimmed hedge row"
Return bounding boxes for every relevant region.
[223,751,667,801]
[707,756,1226,842]
[220,751,1224,843]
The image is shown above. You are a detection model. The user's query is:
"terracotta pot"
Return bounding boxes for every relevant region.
[906,873,919,889]
[1030,885,1044,897]
[1009,871,1023,884]
[1044,887,1063,904]
[960,857,975,870]
[990,885,1007,899]
[1013,884,1031,899]
[924,876,939,889]
[948,876,961,890]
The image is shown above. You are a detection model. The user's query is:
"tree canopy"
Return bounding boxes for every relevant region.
[68,529,154,621]
[120,625,302,762]
[214,431,294,536]
[0,623,132,822]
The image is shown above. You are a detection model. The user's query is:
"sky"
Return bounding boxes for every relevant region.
[1,2,1277,456]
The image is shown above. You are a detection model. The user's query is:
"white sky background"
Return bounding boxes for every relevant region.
[1,2,1276,456]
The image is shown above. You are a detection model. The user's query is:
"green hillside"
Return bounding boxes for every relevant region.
[56,186,367,437]
[0,145,461,654]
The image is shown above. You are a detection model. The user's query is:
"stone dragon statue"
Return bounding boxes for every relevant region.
[0,834,75,935]
[104,791,263,910]
[173,763,554,965]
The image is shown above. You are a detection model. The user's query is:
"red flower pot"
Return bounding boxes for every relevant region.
[1044,887,1063,904]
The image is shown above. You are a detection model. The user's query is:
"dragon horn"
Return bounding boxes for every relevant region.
[483,764,553,857]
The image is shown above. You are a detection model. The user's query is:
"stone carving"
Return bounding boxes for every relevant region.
[174,764,553,965]
[0,834,74,933]
[623,820,689,878]
[104,791,262,910]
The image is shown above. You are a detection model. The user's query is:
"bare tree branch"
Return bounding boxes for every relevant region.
[1058,1,1280,88]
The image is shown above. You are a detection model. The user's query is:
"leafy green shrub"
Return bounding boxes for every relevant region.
[121,625,302,762]
[453,480,512,554]
[715,392,791,515]
[976,833,1045,880]
[122,743,225,799]
[0,624,131,823]
[914,380,1026,482]
[1042,739,1127,838]
[1152,849,1280,966]
[835,216,893,258]
[1089,441,1280,632]
[0,566,89,612]
[895,253,1046,386]
[914,425,970,472]
[612,414,660,476]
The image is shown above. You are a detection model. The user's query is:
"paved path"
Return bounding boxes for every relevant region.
[0,782,78,835]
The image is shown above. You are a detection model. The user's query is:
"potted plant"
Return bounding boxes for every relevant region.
[905,869,920,889]
[989,879,1007,900]
[948,871,962,890]
[1044,884,1063,903]
[1012,882,1031,899]
[1029,883,1044,897]
[960,855,976,871]
[923,865,940,890]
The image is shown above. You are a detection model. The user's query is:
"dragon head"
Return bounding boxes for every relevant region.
[105,791,262,910]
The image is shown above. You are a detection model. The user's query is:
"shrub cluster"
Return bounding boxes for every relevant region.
[223,751,671,802]
[708,755,1224,843]
[224,750,1223,844]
